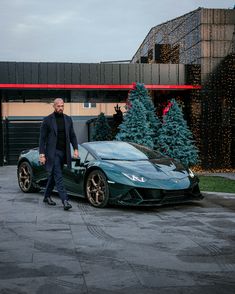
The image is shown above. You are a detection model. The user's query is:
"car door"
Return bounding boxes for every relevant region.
[63,145,93,196]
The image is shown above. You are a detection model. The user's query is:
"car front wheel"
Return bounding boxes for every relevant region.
[18,161,39,193]
[85,170,109,208]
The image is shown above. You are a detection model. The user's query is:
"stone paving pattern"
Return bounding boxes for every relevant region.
[0,166,235,293]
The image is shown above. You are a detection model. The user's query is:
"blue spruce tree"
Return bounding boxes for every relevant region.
[157,99,199,167]
[92,112,112,141]
[128,83,161,150]
[115,99,154,149]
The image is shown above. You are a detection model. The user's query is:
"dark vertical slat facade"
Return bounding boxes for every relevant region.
[6,121,41,165]
[0,93,3,166]
[0,62,187,86]
[0,62,9,83]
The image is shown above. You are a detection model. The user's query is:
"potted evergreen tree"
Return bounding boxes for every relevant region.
[157,99,199,167]
[92,112,112,141]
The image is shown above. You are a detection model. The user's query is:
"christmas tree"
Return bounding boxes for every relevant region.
[92,112,112,141]
[157,99,199,167]
[128,83,161,149]
[115,99,154,148]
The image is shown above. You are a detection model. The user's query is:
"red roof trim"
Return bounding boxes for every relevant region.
[0,83,201,90]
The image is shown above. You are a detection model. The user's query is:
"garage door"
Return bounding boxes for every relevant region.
[5,120,41,165]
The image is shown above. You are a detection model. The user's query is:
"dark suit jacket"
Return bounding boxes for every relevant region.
[39,112,78,172]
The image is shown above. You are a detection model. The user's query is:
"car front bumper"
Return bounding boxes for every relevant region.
[110,183,203,206]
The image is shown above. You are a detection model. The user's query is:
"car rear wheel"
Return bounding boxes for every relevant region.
[18,161,39,193]
[86,170,109,208]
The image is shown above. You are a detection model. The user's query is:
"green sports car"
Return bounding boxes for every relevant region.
[17,141,203,208]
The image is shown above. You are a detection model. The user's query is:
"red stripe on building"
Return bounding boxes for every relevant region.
[0,84,201,90]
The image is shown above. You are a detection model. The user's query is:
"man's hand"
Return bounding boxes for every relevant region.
[39,154,46,165]
[73,149,79,159]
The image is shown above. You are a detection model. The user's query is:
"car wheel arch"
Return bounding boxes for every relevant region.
[83,166,109,194]
[18,157,31,168]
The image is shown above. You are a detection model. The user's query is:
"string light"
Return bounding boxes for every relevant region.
[132,9,235,171]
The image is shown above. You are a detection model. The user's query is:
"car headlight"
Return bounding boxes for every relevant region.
[188,169,195,178]
[122,173,147,182]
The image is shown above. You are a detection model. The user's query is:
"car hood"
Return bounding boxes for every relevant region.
[104,158,188,180]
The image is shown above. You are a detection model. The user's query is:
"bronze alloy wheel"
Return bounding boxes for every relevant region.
[18,161,38,193]
[86,170,109,208]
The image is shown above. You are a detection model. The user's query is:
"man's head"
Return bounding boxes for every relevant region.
[53,98,64,114]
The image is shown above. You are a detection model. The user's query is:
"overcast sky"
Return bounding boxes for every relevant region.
[0,0,234,63]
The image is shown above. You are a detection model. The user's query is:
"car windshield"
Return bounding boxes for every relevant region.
[88,141,162,161]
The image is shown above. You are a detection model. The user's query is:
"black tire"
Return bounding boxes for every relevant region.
[17,161,39,193]
[85,170,109,208]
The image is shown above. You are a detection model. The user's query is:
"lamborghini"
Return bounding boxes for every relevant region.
[17,141,203,208]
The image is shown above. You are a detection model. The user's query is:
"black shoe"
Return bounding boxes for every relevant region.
[63,200,72,211]
[43,197,56,206]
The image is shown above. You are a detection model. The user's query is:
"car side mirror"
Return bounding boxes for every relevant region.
[72,157,81,167]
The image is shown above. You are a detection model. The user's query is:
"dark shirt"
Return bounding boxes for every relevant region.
[54,112,66,151]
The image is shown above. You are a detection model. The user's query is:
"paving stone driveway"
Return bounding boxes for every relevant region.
[0,166,235,294]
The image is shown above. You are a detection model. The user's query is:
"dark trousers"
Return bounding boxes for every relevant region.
[44,149,68,203]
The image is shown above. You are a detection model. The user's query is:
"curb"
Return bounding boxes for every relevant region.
[202,191,235,197]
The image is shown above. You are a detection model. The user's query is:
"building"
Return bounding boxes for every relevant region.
[0,62,199,165]
[131,7,235,168]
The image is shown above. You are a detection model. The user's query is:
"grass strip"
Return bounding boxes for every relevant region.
[198,176,235,194]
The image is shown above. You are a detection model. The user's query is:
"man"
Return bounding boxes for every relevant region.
[39,98,79,210]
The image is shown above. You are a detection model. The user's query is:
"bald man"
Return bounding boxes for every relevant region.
[39,98,78,210]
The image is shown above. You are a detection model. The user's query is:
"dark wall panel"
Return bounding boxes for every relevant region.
[142,64,152,84]
[23,63,32,84]
[0,62,9,83]
[112,64,120,84]
[128,64,137,83]
[8,62,16,84]
[178,64,185,84]
[64,63,72,84]
[0,96,3,166]
[152,64,160,84]
[31,63,39,84]
[104,64,113,84]
[89,64,99,84]
[57,63,65,84]
[169,64,178,84]
[47,63,57,84]
[38,63,48,84]
[71,64,81,84]
[159,64,169,84]
[120,64,129,84]
[16,63,24,83]
[100,64,105,84]
[96,63,102,85]
[80,63,90,84]
[135,64,141,82]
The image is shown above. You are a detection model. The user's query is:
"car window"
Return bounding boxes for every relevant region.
[88,141,161,161]
[78,145,88,164]
[130,143,163,159]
